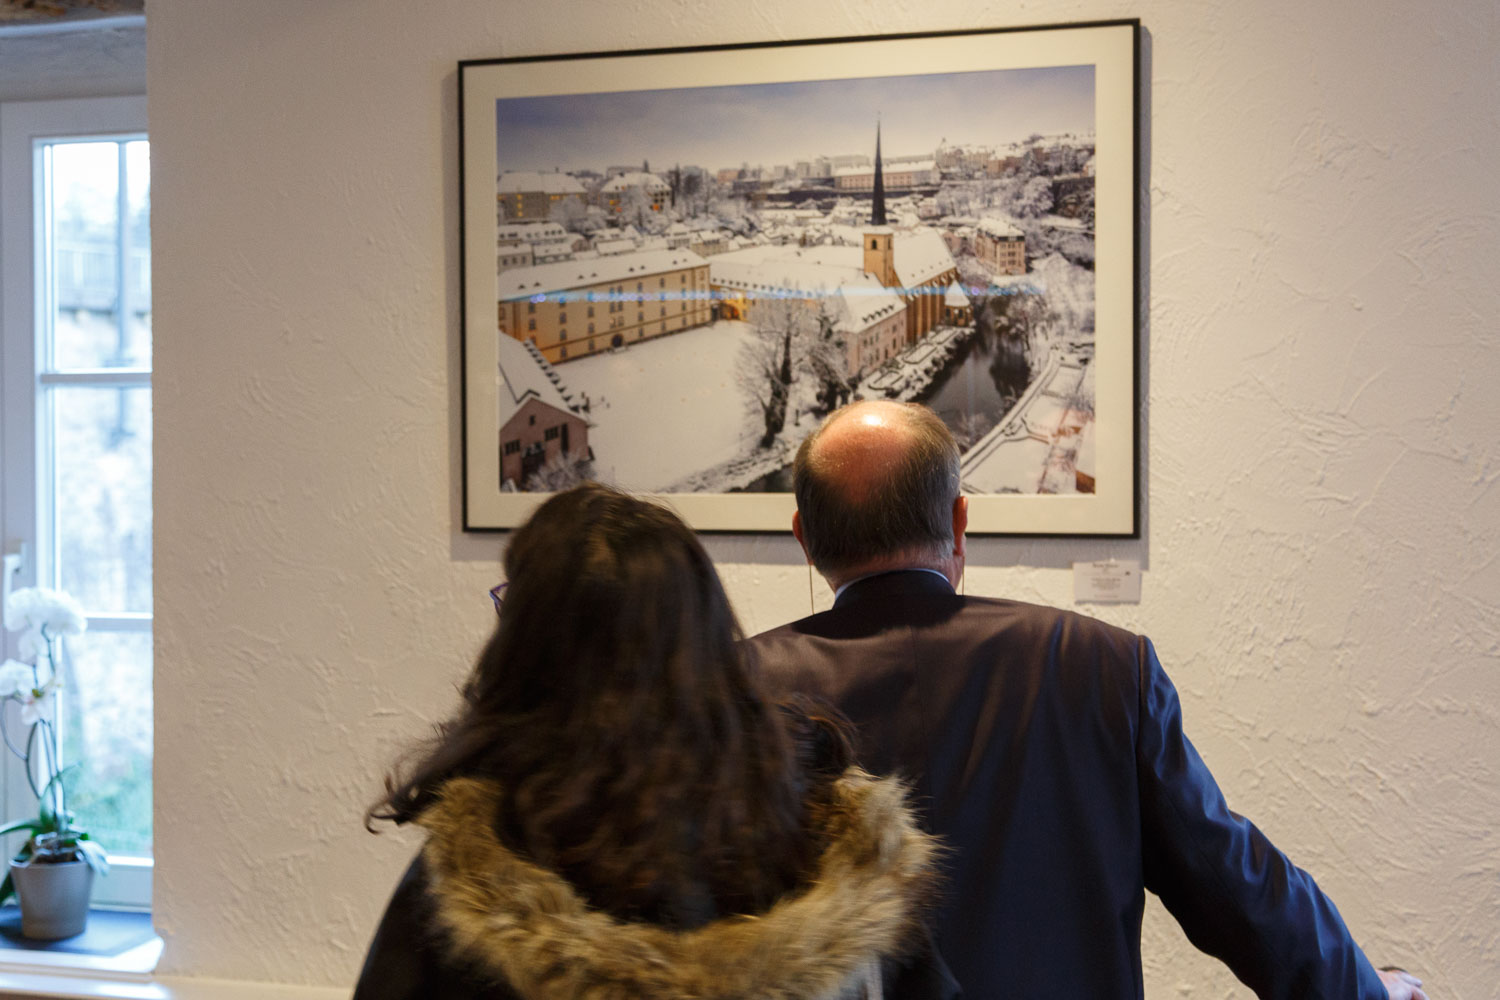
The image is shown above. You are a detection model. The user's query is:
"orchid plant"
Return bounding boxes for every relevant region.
[0,586,108,905]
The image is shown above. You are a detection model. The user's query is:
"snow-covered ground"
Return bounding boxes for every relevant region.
[557,318,982,495]
[560,320,758,491]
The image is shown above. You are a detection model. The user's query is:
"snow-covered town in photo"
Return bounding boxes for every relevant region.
[488,65,1102,496]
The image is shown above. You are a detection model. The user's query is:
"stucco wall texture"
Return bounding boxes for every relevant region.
[145,0,1497,995]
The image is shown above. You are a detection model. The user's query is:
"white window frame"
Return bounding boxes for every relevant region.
[1,94,151,910]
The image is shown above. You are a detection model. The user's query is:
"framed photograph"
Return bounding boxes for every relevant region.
[460,20,1139,534]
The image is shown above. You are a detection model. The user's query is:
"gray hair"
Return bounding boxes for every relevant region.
[792,403,960,576]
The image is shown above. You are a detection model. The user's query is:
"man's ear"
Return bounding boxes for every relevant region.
[792,511,812,563]
[952,495,968,557]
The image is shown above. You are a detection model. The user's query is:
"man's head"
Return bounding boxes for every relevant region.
[792,400,966,588]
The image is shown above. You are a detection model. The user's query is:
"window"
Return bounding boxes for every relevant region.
[1,96,152,910]
[544,426,559,442]
[503,440,520,455]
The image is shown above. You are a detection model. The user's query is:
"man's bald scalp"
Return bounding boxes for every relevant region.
[793,401,961,577]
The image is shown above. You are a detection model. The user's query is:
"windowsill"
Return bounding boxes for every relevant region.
[0,909,344,1000]
[0,907,160,978]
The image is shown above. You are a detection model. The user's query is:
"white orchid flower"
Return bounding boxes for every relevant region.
[18,683,56,726]
[3,587,86,636]
[2,589,33,632]
[15,627,42,665]
[0,660,32,699]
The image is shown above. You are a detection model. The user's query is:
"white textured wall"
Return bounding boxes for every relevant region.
[147,0,1498,995]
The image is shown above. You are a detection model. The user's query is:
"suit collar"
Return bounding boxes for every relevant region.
[833,568,956,609]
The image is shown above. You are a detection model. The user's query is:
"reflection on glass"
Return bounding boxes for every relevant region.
[51,386,153,614]
[48,140,151,370]
[58,630,152,857]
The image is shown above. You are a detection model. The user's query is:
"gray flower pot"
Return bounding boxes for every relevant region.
[9,857,93,939]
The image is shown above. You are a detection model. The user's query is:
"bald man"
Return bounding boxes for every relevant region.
[745,401,1423,1000]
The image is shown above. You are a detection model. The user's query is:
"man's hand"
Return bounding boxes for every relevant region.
[1379,967,1428,1000]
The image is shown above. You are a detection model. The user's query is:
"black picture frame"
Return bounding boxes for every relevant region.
[460,19,1140,535]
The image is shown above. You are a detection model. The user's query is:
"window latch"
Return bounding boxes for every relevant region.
[2,541,26,605]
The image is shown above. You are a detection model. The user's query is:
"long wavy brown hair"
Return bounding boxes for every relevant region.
[369,483,849,928]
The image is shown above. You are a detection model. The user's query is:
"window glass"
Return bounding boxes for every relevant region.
[48,142,151,370]
[41,134,153,867]
[59,629,153,857]
[51,385,153,613]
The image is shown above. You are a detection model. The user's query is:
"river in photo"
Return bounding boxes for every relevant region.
[917,298,1033,450]
[735,299,1034,492]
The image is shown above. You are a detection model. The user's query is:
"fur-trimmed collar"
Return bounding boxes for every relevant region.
[417,769,940,1000]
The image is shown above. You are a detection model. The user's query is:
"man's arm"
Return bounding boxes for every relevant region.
[1134,638,1390,1000]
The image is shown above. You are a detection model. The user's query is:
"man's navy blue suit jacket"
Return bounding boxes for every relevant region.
[746,570,1385,1000]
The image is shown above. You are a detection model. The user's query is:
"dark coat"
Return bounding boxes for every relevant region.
[745,570,1387,1000]
[354,768,960,1000]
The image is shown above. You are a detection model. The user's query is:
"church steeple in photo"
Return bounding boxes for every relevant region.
[863,114,897,291]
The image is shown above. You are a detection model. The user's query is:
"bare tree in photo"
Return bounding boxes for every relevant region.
[1006,291,1063,378]
[549,196,590,234]
[618,185,657,232]
[680,170,705,216]
[524,448,594,492]
[1013,175,1055,218]
[736,291,815,448]
[954,411,997,450]
[801,302,852,414]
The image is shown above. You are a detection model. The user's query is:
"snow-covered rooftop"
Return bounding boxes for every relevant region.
[594,238,635,256]
[600,171,669,193]
[709,245,905,332]
[740,227,957,292]
[893,229,958,285]
[497,172,585,195]
[498,249,708,301]
[978,217,1024,239]
[832,278,905,332]
[496,334,580,422]
[945,281,971,308]
[832,159,937,177]
[497,221,568,244]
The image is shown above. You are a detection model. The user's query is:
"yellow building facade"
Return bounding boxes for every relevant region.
[975,218,1027,276]
[498,249,712,364]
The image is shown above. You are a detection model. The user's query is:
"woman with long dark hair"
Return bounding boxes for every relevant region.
[354,484,954,1000]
